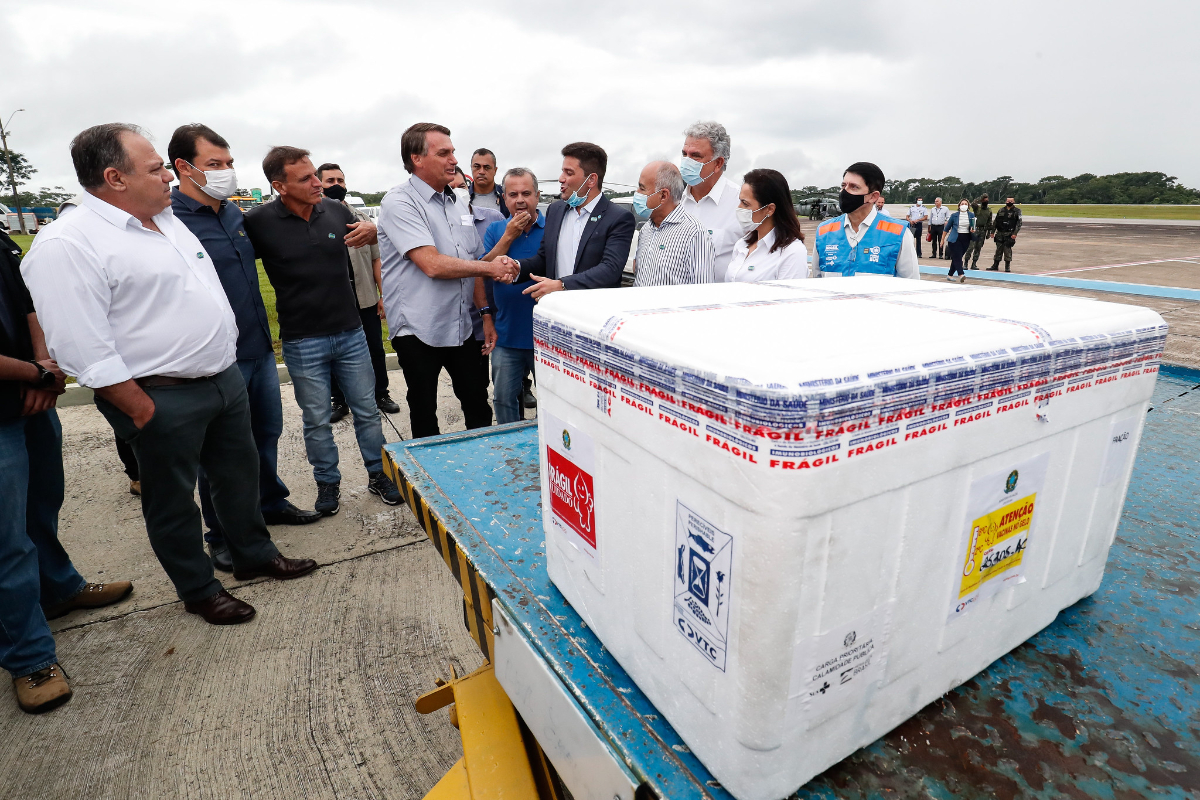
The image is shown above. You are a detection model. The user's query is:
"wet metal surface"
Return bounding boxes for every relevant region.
[385,367,1200,799]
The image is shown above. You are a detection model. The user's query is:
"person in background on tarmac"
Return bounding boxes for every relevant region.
[989,197,1023,272]
[468,148,507,217]
[725,169,808,283]
[942,199,975,283]
[813,162,920,279]
[966,194,993,269]
[928,197,949,259]
[874,196,891,217]
[317,163,402,421]
[906,197,929,258]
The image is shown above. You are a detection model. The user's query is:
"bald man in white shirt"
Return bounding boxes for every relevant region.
[22,124,317,625]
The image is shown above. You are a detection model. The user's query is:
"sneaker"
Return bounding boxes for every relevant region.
[376,393,401,414]
[522,388,537,409]
[330,402,349,423]
[959,275,966,284]
[367,471,403,506]
[13,664,72,714]
[315,481,341,516]
[945,276,955,282]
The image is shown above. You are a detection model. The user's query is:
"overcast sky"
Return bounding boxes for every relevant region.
[3,0,1198,197]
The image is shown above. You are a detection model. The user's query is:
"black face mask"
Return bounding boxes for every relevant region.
[323,184,348,201]
[981,200,989,207]
[839,188,867,214]
[1006,201,1015,207]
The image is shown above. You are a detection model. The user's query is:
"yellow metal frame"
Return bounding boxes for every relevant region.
[385,450,564,800]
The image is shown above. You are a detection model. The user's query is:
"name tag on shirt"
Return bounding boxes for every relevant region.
[461,214,473,226]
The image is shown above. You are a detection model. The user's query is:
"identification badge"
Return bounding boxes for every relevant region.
[461,214,473,226]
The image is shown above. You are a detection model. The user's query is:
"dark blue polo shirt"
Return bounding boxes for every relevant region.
[171,188,274,360]
[482,211,544,350]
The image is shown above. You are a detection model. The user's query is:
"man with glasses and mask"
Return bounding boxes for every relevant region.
[512,141,635,299]
[168,125,322,573]
[813,162,920,280]
[678,121,741,281]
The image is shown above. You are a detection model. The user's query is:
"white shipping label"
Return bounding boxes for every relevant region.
[543,413,597,561]
[673,502,733,671]
[948,452,1050,621]
[789,601,894,713]
[1099,415,1138,486]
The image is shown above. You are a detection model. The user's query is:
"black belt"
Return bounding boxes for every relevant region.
[136,375,209,388]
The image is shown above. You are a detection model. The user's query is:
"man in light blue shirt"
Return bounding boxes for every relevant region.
[377,122,518,438]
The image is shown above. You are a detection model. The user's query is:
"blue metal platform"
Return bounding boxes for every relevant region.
[383,366,1200,800]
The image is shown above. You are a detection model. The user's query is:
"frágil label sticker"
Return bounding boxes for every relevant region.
[673,502,733,671]
[949,452,1050,620]
[543,413,597,560]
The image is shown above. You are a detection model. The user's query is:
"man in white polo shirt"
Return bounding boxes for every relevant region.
[21,123,317,626]
[678,121,741,281]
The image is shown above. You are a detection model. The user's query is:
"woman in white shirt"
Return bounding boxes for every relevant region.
[725,169,809,283]
[941,200,976,284]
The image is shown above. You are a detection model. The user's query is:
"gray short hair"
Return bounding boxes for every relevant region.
[502,167,539,192]
[654,162,685,203]
[682,120,731,170]
[70,123,145,189]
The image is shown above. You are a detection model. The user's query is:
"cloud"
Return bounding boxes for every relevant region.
[3,0,1199,200]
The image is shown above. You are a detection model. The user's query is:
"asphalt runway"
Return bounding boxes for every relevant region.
[798,217,1200,368]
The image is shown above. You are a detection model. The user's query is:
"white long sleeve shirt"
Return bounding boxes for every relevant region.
[679,175,742,280]
[20,191,238,388]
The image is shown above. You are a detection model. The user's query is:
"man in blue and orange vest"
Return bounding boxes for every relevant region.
[813,162,920,280]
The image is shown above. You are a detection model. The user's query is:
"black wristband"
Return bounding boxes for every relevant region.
[478,306,495,317]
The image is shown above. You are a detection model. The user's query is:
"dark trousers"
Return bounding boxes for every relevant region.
[948,234,971,276]
[332,307,389,404]
[96,366,279,602]
[393,335,492,439]
[198,352,292,545]
[909,222,923,256]
[930,224,945,257]
[115,434,138,480]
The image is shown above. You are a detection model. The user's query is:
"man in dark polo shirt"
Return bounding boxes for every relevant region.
[167,125,321,571]
[244,146,401,514]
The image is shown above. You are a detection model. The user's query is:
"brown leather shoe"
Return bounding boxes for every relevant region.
[183,589,256,625]
[13,664,72,714]
[233,554,318,582]
[44,581,134,620]
[129,480,141,496]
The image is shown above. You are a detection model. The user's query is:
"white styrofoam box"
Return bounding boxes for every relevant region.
[531,277,1164,800]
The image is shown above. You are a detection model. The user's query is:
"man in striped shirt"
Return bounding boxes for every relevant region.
[632,162,716,287]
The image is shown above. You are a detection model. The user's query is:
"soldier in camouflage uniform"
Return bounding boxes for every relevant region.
[988,197,1023,272]
[966,194,992,269]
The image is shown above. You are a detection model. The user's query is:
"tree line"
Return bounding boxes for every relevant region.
[793,171,1200,205]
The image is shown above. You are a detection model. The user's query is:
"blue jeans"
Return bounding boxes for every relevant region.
[491,347,536,425]
[198,352,291,543]
[0,410,85,679]
[283,328,385,483]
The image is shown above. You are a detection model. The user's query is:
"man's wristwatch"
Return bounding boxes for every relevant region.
[28,360,56,388]
[478,306,495,317]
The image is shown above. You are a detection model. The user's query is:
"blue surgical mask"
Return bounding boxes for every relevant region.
[679,156,715,187]
[631,192,651,218]
[566,173,595,208]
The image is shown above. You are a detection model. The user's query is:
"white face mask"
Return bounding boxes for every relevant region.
[186,162,237,201]
[453,187,470,205]
[959,204,969,212]
[735,205,769,234]
[916,200,924,207]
